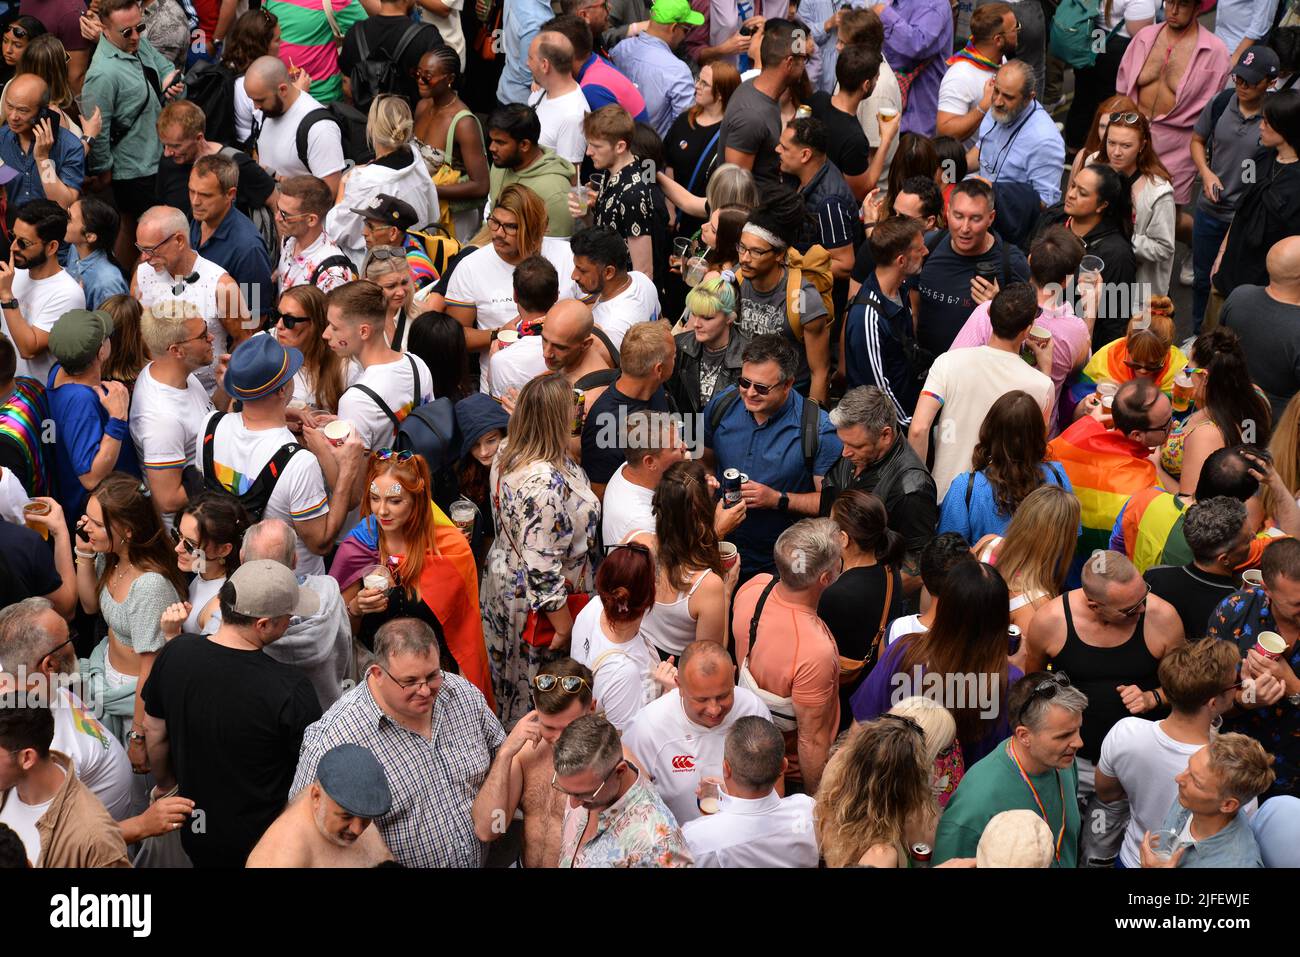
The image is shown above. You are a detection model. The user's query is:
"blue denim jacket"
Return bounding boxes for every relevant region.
[66,248,129,311]
[1160,801,1264,868]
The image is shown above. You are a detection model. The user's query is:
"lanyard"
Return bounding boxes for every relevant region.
[1006,740,1065,863]
[980,102,1037,182]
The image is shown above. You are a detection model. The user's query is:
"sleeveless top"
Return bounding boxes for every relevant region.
[640,568,714,657]
[1051,593,1160,762]
[185,574,225,635]
[136,254,228,393]
[976,536,1048,612]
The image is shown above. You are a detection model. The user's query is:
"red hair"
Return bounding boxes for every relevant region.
[361,452,439,598]
[596,543,656,623]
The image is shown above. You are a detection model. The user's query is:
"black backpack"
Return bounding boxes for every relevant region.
[200,412,303,521]
[308,253,358,287]
[182,60,237,147]
[344,355,460,509]
[707,388,822,476]
[297,101,374,169]
[349,21,427,113]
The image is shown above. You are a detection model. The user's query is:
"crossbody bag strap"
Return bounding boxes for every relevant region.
[747,574,780,660]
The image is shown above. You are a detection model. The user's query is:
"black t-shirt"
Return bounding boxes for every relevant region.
[339,15,444,106]
[807,92,870,178]
[0,519,61,608]
[142,634,322,868]
[580,381,671,486]
[1221,284,1300,424]
[913,233,1030,356]
[1215,151,1300,294]
[156,149,277,219]
[817,563,904,661]
[664,112,721,238]
[1145,563,1238,643]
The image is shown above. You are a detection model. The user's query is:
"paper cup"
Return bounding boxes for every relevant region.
[496,329,519,345]
[1028,325,1052,347]
[1255,631,1286,660]
[719,542,738,571]
[322,420,352,446]
[1242,569,1264,588]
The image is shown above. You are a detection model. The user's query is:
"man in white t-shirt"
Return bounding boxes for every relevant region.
[327,279,435,452]
[196,335,365,577]
[602,410,686,546]
[623,641,772,827]
[682,714,818,866]
[527,30,590,165]
[242,56,347,194]
[885,531,975,645]
[0,200,86,385]
[132,301,218,518]
[908,282,1053,502]
[571,226,660,350]
[936,3,1014,149]
[1094,638,1247,869]
[487,254,558,398]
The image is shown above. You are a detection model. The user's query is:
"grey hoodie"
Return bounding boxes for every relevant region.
[262,576,354,711]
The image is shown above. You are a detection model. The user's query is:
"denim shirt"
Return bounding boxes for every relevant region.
[0,125,85,208]
[1160,802,1264,869]
[66,247,129,311]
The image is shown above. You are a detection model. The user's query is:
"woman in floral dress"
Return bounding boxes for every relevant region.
[483,373,600,728]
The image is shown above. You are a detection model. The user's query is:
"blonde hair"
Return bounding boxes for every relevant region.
[992,484,1080,602]
[1207,733,1276,804]
[1266,392,1300,519]
[367,94,415,153]
[684,277,737,319]
[140,299,203,357]
[497,373,574,476]
[888,696,956,767]
[619,321,674,377]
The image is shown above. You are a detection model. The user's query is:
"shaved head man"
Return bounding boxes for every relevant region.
[1219,234,1300,422]
[242,55,345,193]
[243,56,293,118]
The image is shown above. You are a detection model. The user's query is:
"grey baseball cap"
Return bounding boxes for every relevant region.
[226,560,319,619]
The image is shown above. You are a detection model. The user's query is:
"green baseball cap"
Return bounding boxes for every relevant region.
[650,0,705,26]
[48,309,115,371]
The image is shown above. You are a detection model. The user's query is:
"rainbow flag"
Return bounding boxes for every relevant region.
[1068,339,1188,410]
[0,377,50,496]
[1048,416,1158,565]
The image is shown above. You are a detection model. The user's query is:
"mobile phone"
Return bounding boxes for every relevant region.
[36,106,57,126]
[76,524,90,544]
[739,23,756,35]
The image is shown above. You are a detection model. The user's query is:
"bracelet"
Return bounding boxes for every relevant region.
[75,548,95,559]
[105,416,130,441]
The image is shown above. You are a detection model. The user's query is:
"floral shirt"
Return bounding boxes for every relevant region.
[1205,584,1300,797]
[558,768,693,868]
[278,232,357,294]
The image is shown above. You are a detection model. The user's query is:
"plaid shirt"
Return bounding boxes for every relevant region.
[291,674,504,868]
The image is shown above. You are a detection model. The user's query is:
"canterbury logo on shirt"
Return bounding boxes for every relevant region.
[670,755,696,771]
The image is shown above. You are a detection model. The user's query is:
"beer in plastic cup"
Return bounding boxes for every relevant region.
[1150,828,1181,861]
[1172,371,1195,413]
[23,500,50,540]
[697,777,723,815]
[449,499,476,537]
[877,106,899,126]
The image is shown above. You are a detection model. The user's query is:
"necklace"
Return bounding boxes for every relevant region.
[1006,739,1065,863]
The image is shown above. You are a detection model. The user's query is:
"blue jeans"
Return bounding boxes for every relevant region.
[1192,207,1231,333]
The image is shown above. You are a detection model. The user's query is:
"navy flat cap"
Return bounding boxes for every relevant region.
[317,744,393,819]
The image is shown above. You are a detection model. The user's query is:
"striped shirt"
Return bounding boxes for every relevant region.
[797,160,860,252]
[265,0,369,104]
[843,271,921,425]
[291,674,504,868]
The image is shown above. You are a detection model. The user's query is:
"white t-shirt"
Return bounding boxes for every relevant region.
[418,0,466,67]
[336,353,435,452]
[0,770,57,865]
[130,363,214,475]
[570,596,662,731]
[233,75,260,144]
[683,791,819,867]
[592,271,661,350]
[8,269,86,384]
[0,466,29,525]
[289,356,362,409]
[134,254,229,394]
[487,334,548,398]
[937,59,997,149]
[886,613,926,646]
[52,688,133,821]
[1104,0,1156,37]
[922,346,1054,502]
[256,90,347,181]
[444,239,579,376]
[529,85,590,165]
[601,463,656,547]
[622,686,772,826]
[195,410,330,576]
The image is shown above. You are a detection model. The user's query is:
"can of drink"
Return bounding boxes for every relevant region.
[722,468,743,507]
[910,842,932,866]
[1007,624,1022,656]
[572,388,585,437]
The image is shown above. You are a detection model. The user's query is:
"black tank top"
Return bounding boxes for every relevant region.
[1051,594,1160,762]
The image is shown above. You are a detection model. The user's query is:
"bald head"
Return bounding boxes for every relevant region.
[6,74,50,135]
[244,56,292,116]
[1267,235,1300,288]
[547,299,593,338]
[679,640,734,680]
[541,299,595,372]
[246,55,289,89]
[137,206,190,247]
[241,518,297,569]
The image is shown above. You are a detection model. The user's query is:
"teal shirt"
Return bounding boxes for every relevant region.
[933,737,1080,868]
[82,37,179,180]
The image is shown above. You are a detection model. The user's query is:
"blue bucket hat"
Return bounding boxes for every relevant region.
[223,334,304,402]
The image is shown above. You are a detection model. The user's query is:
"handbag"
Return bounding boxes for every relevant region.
[838,566,894,685]
[432,108,482,236]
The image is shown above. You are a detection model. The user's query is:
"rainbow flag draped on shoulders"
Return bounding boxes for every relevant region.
[946,43,1001,71]
[1118,486,1186,573]
[1069,339,1188,409]
[1047,416,1158,565]
[0,376,50,496]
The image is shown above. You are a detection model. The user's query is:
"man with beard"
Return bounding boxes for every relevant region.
[936,3,1015,149]
[247,743,394,867]
[242,56,347,195]
[968,59,1064,208]
[486,103,579,239]
[571,226,660,349]
[0,200,86,385]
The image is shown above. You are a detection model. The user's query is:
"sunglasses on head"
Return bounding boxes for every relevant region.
[601,541,651,555]
[532,674,591,694]
[373,448,414,462]
[1028,671,1073,702]
[1109,111,1141,124]
[7,26,27,39]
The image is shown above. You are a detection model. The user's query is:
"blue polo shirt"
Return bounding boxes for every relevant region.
[704,386,843,576]
[190,207,273,318]
[0,124,85,209]
[46,365,140,519]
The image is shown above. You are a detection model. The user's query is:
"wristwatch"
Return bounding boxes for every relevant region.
[0,299,18,310]
[126,731,146,743]
[1288,692,1300,707]
[777,492,790,513]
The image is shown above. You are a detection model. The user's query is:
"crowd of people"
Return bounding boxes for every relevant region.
[1,0,1300,871]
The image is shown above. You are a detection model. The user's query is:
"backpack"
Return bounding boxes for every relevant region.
[308,253,358,287]
[1049,0,1120,70]
[344,355,460,509]
[184,60,238,147]
[404,225,461,287]
[707,388,822,476]
[349,21,428,114]
[297,102,374,170]
[785,246,836,342]
[201,412,304,521]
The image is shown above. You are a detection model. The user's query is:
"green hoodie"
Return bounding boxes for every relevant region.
[489,147,578,238]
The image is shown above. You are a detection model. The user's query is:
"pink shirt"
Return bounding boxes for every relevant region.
[1116,23,1230,204]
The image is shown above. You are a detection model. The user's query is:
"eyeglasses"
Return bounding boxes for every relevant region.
[737,241,776,259]
[135,232,179,256]
[552,762,620,802]
[118,24,146,38]
[1028,671,1073,702]
[1109,111,1141,125]
[1101,583,1152,618]
[13,235,41,250]
[41,635,74,661]
[995,19,1022,35]
[378,663,443,691]
[737,375,782,396]
[487,216,520,235]
[1145,414,1173,436]
[533,674,592,694]
[275,207,311,223]
[271,309,311,329]
[1123,359,1165,375]
[174,328,214,346]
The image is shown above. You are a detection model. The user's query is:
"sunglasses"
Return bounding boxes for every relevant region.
[13,235,41,250]
[1028,671,1073,702]
[172,528,203,554]
[118,24,146,38]
[1123,359,1165,375]
[1109,111,1141,125]
[533,674,591,694]
[413,69,445,84]
[737,375,782,396]
[271,308,311,329]
[1182,363,1206,377]
[373,448,414,462]
[368,246,406,262]
[6,26,27,40]
[601,541,651,555]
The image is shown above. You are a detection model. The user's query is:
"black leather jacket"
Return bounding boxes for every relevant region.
[666,328,750,416]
